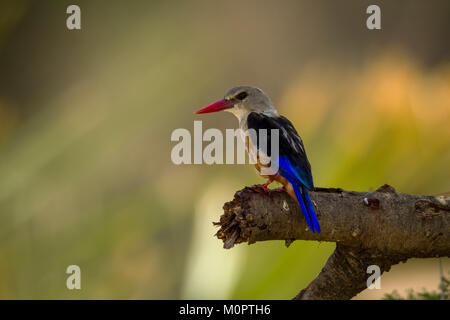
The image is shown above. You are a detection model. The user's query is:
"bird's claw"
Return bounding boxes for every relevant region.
[259,179,274,191]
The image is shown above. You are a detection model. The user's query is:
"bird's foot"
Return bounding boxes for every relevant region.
[272,186,287,192]
[259,179,274,191]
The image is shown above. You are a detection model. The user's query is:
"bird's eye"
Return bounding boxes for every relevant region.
[235,92,248,100]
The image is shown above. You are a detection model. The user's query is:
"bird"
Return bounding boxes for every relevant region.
[195,86,320,233]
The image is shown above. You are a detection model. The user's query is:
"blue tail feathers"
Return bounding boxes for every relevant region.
[291,182,315,232]
[303,186,321,233]
[278,156,321,233]
[283,174,321,233]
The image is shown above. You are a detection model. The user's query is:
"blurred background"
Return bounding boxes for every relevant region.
[0,0,449,299]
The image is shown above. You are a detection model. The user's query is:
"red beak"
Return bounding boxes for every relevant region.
[195,99,235,114]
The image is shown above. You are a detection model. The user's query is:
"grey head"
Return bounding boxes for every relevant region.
[224,86,278,121]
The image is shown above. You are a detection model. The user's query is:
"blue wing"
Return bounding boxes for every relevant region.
[247,112,321,233]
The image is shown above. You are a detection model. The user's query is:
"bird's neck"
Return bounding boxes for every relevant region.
[228,107,251,129]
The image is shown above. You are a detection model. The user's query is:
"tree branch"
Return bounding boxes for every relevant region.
[214,184,450,300]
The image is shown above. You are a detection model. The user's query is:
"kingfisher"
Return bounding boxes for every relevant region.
[195,86,320,233]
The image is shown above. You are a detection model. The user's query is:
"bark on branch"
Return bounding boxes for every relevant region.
[214,184,450,300]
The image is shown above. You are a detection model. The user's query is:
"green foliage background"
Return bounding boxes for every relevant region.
[384,274,449,300]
